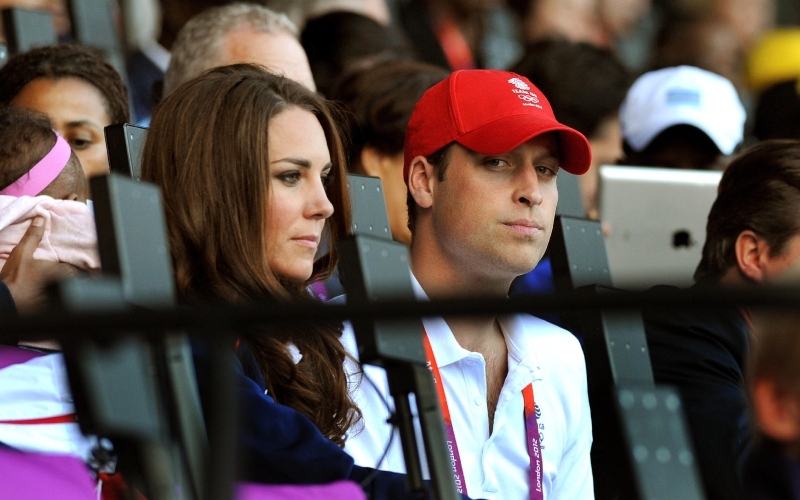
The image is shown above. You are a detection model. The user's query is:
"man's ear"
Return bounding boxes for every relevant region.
[752,379,800,442]
[408,155,435,210]
[735,230,771,282]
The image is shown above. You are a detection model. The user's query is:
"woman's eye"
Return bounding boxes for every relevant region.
[278,171,301,186]
[68,138,92,150]
[321,172,334,187]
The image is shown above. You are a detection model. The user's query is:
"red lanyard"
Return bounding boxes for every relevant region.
[0,413,76,424]
[423,330,544,500]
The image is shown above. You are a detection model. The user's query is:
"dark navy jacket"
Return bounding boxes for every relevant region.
[192,338,460,499]
[643,284,750,500]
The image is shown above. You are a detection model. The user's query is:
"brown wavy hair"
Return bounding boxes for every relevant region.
[140,64,358,446]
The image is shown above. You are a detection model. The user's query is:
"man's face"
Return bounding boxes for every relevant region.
[762,233,800,282]
[427,133,560,281]
[219,27,317,92]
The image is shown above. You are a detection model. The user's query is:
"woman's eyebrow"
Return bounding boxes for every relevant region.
[272,157,311,168]
[65,119,102,129]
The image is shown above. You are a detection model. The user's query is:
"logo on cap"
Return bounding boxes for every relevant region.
[508,77,530,91]
[507,77,541,108]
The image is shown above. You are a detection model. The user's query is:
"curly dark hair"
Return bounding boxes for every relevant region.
[0,44,130,124]
[0,106,55,189]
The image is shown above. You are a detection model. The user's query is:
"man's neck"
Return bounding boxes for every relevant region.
[409,231,513,299]
[410,235,509,351]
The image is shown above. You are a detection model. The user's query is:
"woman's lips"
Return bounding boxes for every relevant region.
[292,235,320,248]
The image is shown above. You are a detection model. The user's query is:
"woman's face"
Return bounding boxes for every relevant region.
[266,106,335,283]
[11,76,112,179]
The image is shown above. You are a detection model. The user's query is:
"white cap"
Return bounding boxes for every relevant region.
[620,66,746,155]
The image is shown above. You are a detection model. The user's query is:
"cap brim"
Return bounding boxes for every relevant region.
[456,114,592,175]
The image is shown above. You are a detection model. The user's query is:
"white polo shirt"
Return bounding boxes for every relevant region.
[341,276,594,500]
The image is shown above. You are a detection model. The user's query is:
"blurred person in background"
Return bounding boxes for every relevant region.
[745,306,800,500]
[163,3,315,97]
[395,0,523,70]
[746,30,800,142]
[509,0,650,50]
[330,58,448,244]
[301,10,412,97]
[127,0,241,122]
[643,139,800,500]
[0,0,70,39]
[652,18,743,87]
[620,65,745,170]
[0,44,130,180]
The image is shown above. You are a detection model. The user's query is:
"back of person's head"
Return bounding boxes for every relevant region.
[695,140,800,282]
[511,39,631,139]
[620,65,745,170]
[754,79,800,141]
[143,64,349,302]
[301,10,411,97]
[0,106,86,202]
[0,44,130,126]
[163,3,304,96]
[653,19,743,87]
[330,58,449,170]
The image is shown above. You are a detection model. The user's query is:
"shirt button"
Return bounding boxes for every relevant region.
[473,395,482,406]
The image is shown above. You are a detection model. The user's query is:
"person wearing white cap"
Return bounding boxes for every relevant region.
[620,65,746,170]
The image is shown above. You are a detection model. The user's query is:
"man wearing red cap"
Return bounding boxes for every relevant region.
[344,69,594,499]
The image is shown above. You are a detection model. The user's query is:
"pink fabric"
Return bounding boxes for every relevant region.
[0,344,46,370]
[236,481,366,500]
[0,195,99,272]
[0,448,96,500]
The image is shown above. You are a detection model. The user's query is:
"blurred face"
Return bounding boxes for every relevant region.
[12,77,112,179]
[266,106,334,282]
[585,116,623,218]
[428,133,560,281]
[220,27,317,92]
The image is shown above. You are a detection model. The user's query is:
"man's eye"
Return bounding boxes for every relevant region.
[485,158,509,168]
[278,171,301,186]
[536,165,558,177]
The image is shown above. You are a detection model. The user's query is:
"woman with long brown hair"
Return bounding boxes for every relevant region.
[139,64,412,494]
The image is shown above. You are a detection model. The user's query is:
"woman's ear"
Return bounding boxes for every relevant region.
[407,155,435,210]
[752,379,800,443]
[735,230,770,282]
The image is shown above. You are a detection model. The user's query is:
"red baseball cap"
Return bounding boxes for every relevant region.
[403,70,592,183]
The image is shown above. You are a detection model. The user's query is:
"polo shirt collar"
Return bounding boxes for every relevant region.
[499,314,543,382]
[411,271,470,368]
